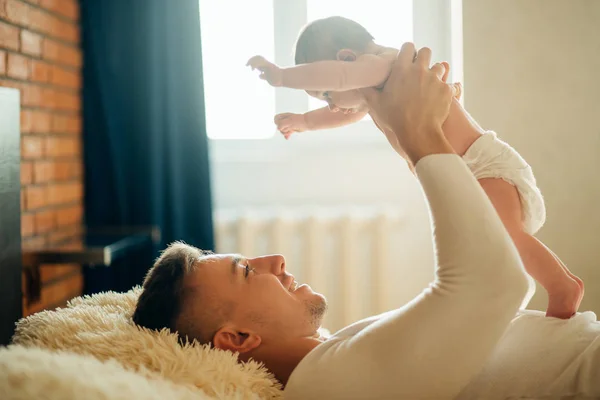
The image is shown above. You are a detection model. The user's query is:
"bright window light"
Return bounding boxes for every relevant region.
[199,1,275,139]
[200,1,413,139]
[306,0,413,111]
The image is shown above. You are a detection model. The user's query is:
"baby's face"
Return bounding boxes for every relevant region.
[308,89,366,112]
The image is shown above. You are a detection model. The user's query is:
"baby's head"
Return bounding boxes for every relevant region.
[294,16,374,64]
[294,16,374,111]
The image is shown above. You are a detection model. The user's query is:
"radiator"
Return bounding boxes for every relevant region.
[214,207,406,332]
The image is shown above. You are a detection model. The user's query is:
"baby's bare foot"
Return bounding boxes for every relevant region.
[546,277,584,319]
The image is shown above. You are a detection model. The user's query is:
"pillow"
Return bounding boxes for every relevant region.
[12,288,283,399]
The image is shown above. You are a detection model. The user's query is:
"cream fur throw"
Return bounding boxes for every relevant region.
[2,288,283,399]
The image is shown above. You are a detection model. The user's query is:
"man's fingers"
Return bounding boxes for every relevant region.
[430,63,446,80]
[441,61,450,82]
[451,82,462,99]
[416,47,432,68]
[359,87,379,108]
[395,42,417,72]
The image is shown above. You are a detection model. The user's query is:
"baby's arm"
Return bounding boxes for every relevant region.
[283,55,392,91]
[305,107,368,130]
[248,54,392,91]
[275,107,368,137]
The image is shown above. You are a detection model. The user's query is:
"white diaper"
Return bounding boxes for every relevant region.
[462,131,546,235]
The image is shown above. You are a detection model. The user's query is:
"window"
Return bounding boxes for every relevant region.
[199,1,413,140]
[199,1,276,139]
[204,0,463,208]
[306,1,412,111]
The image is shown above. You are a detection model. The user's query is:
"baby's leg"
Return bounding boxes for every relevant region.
[544,245,585,307]
[479,178,583,319]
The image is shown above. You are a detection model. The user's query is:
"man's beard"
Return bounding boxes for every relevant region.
[305,297,328,329]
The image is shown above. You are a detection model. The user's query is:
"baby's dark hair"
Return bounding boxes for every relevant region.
[294,16,374,65]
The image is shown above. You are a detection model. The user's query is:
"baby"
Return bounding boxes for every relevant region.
[247,16,585,319]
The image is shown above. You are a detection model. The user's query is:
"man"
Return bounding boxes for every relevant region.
[133,44,600,399]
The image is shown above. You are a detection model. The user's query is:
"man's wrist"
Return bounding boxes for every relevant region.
[401,128,455,166]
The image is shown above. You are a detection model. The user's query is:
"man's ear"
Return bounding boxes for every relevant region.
[213,325,261,354]
[336,49,357,62]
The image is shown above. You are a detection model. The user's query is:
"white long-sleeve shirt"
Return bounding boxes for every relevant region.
[283,155,600,399]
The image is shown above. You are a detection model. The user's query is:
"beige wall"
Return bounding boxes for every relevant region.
[462,0,600,312]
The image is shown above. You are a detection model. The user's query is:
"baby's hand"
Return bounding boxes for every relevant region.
[274,113,308,139]
[247,56,283,87]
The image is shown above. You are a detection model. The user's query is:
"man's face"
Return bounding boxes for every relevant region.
[188,254,327,343]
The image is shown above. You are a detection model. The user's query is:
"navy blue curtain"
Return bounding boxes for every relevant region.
[80,0,214,292]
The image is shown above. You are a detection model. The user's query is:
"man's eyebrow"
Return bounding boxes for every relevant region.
[230,255,244,276]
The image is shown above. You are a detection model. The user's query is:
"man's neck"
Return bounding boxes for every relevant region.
[243,336,322,387]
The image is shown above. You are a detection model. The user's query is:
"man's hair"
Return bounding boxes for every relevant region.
[294,16,374,65]
[132,242,215,343]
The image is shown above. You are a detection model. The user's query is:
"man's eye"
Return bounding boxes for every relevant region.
[244,264,252,278]
[323,92,330,98]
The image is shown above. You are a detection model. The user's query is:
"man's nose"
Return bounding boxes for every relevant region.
[251,254,286,275]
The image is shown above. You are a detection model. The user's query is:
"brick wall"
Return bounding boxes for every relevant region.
[0,0,83,315]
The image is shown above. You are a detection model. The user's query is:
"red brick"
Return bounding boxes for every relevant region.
[40,0,79,21]
[73,160,82,177]
[41,38,59,61]
[56,204,82,227]
[35,209,56,233]
[42,38,81,68]
[52,113,80,134]
[28,7,52,34]
[41,86,56,108]
[40,264,80,284]
[64,47,81,68]
[53,90,79,111]
[21,161,33,185]
[66,23,79,43]
[21,213,35,237]
[54,160,78,180]
[20,30,42,56]
[31,110,51,133]
[21,234,46,250]
[30,59,51,82]
[25,185,47,210]
[51,65,79,88]
[47,228,77,245]
[45,136,78,157]
[20,109,33,133]
[7,52,30,80]
[40,273,83,306]
[0,50,5,75]
[21,135,44,158]
[69,116,81,134]
[48,182,82,204]
[5,0,31,27]
[0,78,22,93]
[0,21,20,51]
[33,160,53,183]
[0,0,7,18]
[21,83,42,107]
[54,19,78,43]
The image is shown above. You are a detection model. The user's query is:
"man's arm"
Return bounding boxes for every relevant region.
[280,55,392,91]
[285,45,530,400]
